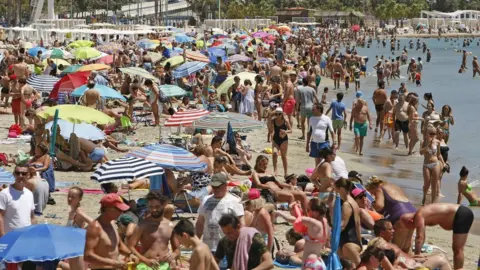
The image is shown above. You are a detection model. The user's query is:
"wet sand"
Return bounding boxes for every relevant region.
[0,77,478,268]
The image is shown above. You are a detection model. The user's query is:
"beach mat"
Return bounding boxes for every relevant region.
[57,188,127,195]
[56,181,80,188]
[273,261,300,269]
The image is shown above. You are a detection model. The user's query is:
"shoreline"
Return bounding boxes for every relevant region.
[384,33,480,38]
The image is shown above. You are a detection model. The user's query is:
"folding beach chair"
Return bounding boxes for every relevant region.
[132,107,153,127]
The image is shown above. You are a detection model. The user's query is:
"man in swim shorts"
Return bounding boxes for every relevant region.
[404,203,474,270]
[332,58,343,90]
[372,80,387,133]
[296,78,319,140]
[393,93,409,149]
[128,191,179,270]
[349,99,372,156]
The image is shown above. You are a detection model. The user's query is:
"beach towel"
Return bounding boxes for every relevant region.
[55,181,80,188]
[57,188,127,195]
[273,260,300,269]
[233,227,260,270]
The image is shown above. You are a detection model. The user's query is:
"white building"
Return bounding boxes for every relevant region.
[420,10,480,20]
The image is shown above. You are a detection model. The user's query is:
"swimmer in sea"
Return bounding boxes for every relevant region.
[457,166,480,206]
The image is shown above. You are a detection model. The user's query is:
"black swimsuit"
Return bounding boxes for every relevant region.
[255,176,277,203]
[272,119,288,147]
[339,200,362,248]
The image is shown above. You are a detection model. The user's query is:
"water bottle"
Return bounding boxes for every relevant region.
[219,256,228,270]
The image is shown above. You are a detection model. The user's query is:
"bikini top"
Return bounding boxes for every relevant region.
[259,175,276,185]
[427,143,437,155]
[303,218,328,244]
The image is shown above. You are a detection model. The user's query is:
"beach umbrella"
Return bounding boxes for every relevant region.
[252,32,269,38]
[227,54,252,63]
[277,25,291,32]
[161,56,185,67]
[185,50,210,63]
[49,71,90,99]
[173,61,208,78]
[96,55,113,65]
[217,72,257,97]
[127,144,207,172]
[175,34,193,43]
[159,84,187,97]
[74,47,102,60]
[147,52,163,63]
[138,41,159,50]
[77,63,110,72]
[68,40,94,48]
[351,25,360,32]
[45,119,105,141]
[27,47,47,57]
[37,105,114,125]
[42,58,71,68]
[119,67,158,81]
[164,109,210,127]
[71,84,126,101]
[91,157,164,184]
[97,43,123,54]
[0,168,14,184]
[327,193,342,270]
[0,224,86,263]
[22,42,34,49]
[193,112,264,131]
[61,64,83,74]
[44,48,73,59]
[26,75,59,92]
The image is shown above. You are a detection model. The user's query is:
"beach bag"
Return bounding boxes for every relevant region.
[8,124,22,138]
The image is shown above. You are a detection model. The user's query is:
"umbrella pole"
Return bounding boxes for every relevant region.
[49,109,59,157]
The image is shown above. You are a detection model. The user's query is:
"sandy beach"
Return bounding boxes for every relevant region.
[0,77,478,269]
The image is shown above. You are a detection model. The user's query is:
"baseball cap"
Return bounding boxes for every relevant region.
[210,172,228,187]
[100,194,130,211]
[351,188,366,198]
[348,170,363,182]
[356,91,363,98]
[241,188,261,203]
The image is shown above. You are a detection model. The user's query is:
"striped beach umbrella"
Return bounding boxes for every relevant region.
[164,109,210,127]
[127,144,207,172]
[159,85,187,97]
[185,51,210,63]
[0,168,14,184]
[173,61,208,78]
[27,75,60,92]
[91,157,164,184]
[193,112,264,131]
[227,54,252,63]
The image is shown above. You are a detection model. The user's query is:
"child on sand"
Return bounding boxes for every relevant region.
[321,87,328,104]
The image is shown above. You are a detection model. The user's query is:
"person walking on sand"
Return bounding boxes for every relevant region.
[172,219,219,270]
[404,203,473,270]
[326,92,347,149]
[349,99,372,156]
[420,125,445,205]
[296,78,319,140]
[380,90,398,142]
[128,191,180,270]
[268,107,292,176]
[307,103,335,166]
[332,58,343,90]
[393,93,410,149]
[84,194,138,270]
[372,80,387,133]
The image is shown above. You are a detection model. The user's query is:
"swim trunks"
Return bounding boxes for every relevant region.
[309,141,330,158]
[282,98,296,114]
[300,107,313,118]
[137,262,171,270]
[11,98,21,114]
[1,87,9,94]
[88,147,105,163]
[383,112,394,128]
[375,104,384,112]
[452,205,473,234]
[353,122,368,137]
[333,72,341,79]
[395,119,409,133]
[332,120,344,129]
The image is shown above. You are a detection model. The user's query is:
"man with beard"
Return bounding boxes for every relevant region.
[128,191,180,270]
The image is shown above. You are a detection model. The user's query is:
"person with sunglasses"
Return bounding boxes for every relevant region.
[0,164,36,237]
[420,125,445,205]
[351,188,383,231]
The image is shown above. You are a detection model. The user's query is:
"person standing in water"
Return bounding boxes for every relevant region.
[472,56,480,77]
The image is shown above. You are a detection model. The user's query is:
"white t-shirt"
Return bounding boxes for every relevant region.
[198,193,244,251]
[308,115,334,143]
[331,156,348,181]
[0,186,35,233]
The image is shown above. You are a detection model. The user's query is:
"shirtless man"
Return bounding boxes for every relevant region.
[114,51,126,69]
[372,81,388,133]
[80,81,102,110]
[372,222,451,270]
[84,194,138,270]
[472,56,480,77]
[407,58,417,82]
[282,72,296,126]
[393,93,410,149]
[349,99,372,156]
[332,58,343,90]
[13,56,29,80]
[128,191,179,270]
[215,57,228,87]
[78,137,105,167]
[403,203,474,270]
[172,219,219,270]
[460,50,467,72]
[142,51,153,72]
[380,90,398,142]
[270,61,282,80]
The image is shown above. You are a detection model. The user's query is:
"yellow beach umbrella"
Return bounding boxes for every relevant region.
[196,40,204,48]
[68,40,94,48]
[217,72,258,98]
[37,105,114,125]
[74,47,102,60]
[77,63,111,72]
[161,56,185,67]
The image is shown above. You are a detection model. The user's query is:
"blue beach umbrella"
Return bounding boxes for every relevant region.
[175,34,193,43]
[173,61,208,78]
[127,144,207,172]
[0,224,86,262]
[28,47,47,57]
[71,84,126,101]
[46,119,105,141]
[0,168,14,184]
[159,84,187,97]
[327,193,342,270]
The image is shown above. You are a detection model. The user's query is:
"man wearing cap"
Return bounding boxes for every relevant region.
[128,191,179,270]
[196,173,244,252]
[84,194,138,270]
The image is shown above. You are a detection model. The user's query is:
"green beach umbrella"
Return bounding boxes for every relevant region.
[161,56,185,68]
[49,48,73,59]
[74,47,102,60]
[62,64,83,74]
[159,85,187,97]
[119,67,158,82]
[68,40,94,48]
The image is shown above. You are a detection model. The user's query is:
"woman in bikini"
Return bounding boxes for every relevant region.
[421,124,446,206]
[440,104,454,143]
[334,178,362,266]
[254,75,265,121]
[407,96,421,155]
[268,107,291,176]
[457,166,480,206]
[365,177,416,253]
[252,155,308,212]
